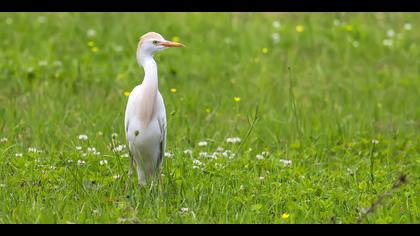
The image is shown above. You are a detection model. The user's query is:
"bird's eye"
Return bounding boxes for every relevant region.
[152,40,159,45]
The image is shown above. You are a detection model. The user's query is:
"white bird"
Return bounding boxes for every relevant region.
[124,32,184,188]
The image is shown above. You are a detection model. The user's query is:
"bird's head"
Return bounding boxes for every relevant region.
[137,32,184,65]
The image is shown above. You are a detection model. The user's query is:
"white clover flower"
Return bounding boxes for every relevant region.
[121,153,129,158]
[113,175,121,179]
[53,60,62,67]
[0,137,8,142]
[112,144,126,153]
[333,19,341,26]
[272,20,281,29]
[279,159,292,167]
[183,149,193,155]
[226,137,241,144]
[78,134,88,141]
[387,29,395,38]
[86,29,96,38]
[224,37,232,45]
[114,45,124,52]
[352,41,359,48]
[94,151,101,156]
[99,160,108,166]
[256,154,264,160]
[199,152,208,158]
[383,39,393,47]
[198,141,208,147]
[87,147,96,153]
[75,146,82,151]
[5,17,13,25]
[372,139,379,145]
[193,159,203,165]
[28,147,42,153]
[192,165,200,169]
[404,23,412,31]
[271,32,280,44]
[77,160,86,166]
[259,176,265,180]
[164,152,173,158]
[180,208,189,213]
[37,16,46,23]
[38,60,48,67]
[15,153,23,157]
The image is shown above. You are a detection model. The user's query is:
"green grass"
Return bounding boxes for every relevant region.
[0,12,419,224]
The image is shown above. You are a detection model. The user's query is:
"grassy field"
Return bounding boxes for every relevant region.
[0,12,419,224]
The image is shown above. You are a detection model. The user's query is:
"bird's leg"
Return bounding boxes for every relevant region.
[135,158,147,187]
[125,154,134,193]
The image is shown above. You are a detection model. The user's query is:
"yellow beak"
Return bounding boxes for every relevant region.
[160,41,185,48]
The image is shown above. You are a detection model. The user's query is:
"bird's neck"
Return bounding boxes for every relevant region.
[138,55,158,126]
[141,56,158,86]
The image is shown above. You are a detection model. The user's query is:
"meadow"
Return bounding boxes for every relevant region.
[0,12,418,223]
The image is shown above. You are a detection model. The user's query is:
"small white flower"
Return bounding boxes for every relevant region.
[199,152,208,158]
[0,137,7,143]
[86,29,96,38]
[75,146,82,151]
[333,19,341,26]
[383,39,393,47]
[279,159,292,167]
[53,60,62,67]
[226,137,241,144]
[164,152,173,158]
[5,17,13,25]
[192,165,200,169]
[121,153,129,158]
[114,45,124,52]
[82,153,87,157]
[180,208,189,213]
[113,175,121,179]
[259,176,265,180]
[99,160,108,166]
[352,41,359,48]
[28,147,42,153]
[15,153,23,158]
[37,16,46,23]
[372,139,379,145]
[272,20,281,29]
[77,160,86,166]
[404,23,412,31]
[38,60,48,67]
[94,151,101,156]
[112,144,126,153]
[183,149,193,155]
[78,134,88,141]
[271,32,280,44]
[387,29,395,38]
[198,141,208,147]
[256,154,264,160]
[193,159,203,165]
[87,147,96,153]
[67,160,73,163]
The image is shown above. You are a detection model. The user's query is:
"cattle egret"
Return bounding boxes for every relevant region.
[124,32,184,188]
